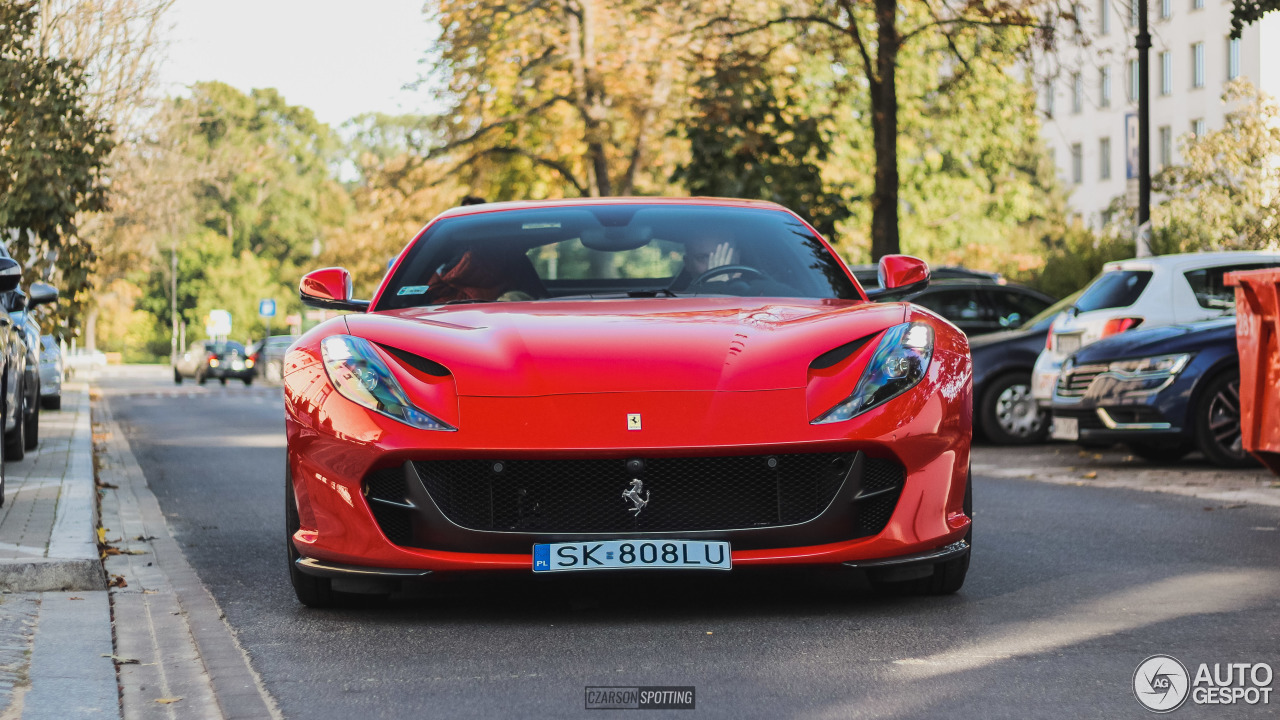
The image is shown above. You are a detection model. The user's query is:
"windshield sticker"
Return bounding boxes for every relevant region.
[397,285,430,296]
[521,222,561,230]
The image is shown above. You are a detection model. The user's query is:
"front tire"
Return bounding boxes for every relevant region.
[23,391,38,451]
[1195,369,1257,468]
[286,467,336,608]
[243,377,253,387]
[4,381,26,462]
[979,373,1049,445]
[173,368,183,385]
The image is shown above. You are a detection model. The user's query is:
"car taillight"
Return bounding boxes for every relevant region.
[1101,317,1143,337]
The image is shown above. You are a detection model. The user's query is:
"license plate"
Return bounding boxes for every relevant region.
[1051,416,1079,441]
[1057,334,1082,355]
[232,360,245,370]
[532,540,731,573]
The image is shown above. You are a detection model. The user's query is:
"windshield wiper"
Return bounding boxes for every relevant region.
[626,288,680,298]
[442,298,497,305]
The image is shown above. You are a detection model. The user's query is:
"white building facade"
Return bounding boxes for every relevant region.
[1039,0,1280,225]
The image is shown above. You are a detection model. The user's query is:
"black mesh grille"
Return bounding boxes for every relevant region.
[414,453,856,534]
[853,458,905,537]
[364,466,412,545]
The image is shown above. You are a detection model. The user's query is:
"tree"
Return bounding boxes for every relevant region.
[706,0,1058,260]
[673,48,850,236]
[0,0,114,328]
[1148,80,1280,252]
[1231,0,1280,37]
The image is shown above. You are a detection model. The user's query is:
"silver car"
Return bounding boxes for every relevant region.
[39,334,62,410]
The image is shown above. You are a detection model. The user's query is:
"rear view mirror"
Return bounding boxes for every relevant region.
[29,282,58,307]
[865,255,930,300]
[0,258,21,294]
[299,267,370,312]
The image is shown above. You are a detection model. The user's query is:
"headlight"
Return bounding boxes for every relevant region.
[320,335,455,431]
[812,322,934,424]
[1107,353,1190,377]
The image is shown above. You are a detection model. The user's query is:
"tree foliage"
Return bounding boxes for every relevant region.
[0,0,114,328]
[1231,0,1280,37]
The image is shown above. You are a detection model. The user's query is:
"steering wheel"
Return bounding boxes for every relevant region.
[689,265,768,288]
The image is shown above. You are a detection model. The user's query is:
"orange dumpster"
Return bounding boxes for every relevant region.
[1227,268,1280,475]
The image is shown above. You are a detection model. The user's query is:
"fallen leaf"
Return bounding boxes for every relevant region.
[134,535,157,542]
[68,597,83,601]
[97,481,119,489]
[154,698,182,704]
[96,527,107,544]
[108,575,128,588]
[1083,471,1098,479]
[1091,454,1103,460]
[102,654,139,665]
[705,632,713,635]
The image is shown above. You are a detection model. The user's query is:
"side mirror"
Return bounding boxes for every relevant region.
[0,258,21,294]
[299,267,370,312]
[865,255,930,300]
[29,282,58,307]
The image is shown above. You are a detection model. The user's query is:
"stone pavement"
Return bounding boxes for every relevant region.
[0,381,117,718]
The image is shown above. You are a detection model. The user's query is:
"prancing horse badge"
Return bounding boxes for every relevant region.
[627,413,642,431]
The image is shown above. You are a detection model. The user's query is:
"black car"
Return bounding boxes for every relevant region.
[173,340,256,385]
[904,279,1056,336]
[1049,318,1250,467]
[967,292,1081,444]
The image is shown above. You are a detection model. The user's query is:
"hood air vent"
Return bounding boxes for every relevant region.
[377,343,451,376]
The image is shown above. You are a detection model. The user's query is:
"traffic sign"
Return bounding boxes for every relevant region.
[259,298,276,317]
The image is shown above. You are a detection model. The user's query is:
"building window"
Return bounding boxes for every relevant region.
[1228,36,1241,79]
[1192,118,1206,137]
[1160,51,1172,95]
[1158,126,1172,167]
[1192,0,1204,9]
[1130,0,1139,26]
[1071,143,1083,183]
[1072,72,1083,113]
[1099,0,1110,34]
[1100,137,1112,180]
[1100,66,1112,107]
[1160,0,1171,19]
[1128,59,1139,102]
[1044,80,1055,117]
[1192,42,1205,88]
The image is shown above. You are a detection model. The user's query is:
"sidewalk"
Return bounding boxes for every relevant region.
[0,381,117,718]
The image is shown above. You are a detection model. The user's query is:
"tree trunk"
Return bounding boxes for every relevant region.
[869,0,900,261]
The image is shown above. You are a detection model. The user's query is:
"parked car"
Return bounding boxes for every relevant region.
[39,335,62,410]
[285,198,974,606]
[247,335,297,384]
[1049,318,1252,467]
[173,340,255,385]
[968,291,1081,444]
[904,279,1056,336]
[5,283,57,460]
[1031,251,1280,408]
[64,348,107,378]
[0,255,25,496]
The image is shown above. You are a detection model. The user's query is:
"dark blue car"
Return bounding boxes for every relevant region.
[1048,317,1251,467]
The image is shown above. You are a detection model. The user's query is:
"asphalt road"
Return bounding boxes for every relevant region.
[102,365,1280,719]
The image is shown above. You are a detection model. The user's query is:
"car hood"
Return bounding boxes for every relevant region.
[345,298,907,396]
[1072,317,1237,363]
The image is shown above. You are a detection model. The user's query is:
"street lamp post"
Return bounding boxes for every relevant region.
[1136,0,1152,256]
[170,245,178,362]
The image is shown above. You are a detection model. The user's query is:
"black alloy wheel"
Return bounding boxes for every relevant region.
[23,381,38,451]
[980,373,1049,444]
[4,380,26,462]
[286,467,336,608]
[1195,369,1257,469]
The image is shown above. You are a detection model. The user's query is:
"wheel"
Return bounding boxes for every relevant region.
[40,395,60,410]
[4,381,25,462]
[1194,369,1258,468]
[243,377,253,386]
[0,386,6,506]
[219,377,227,386]
[23,391,38,451]
[1128,441,1192,463]
[287,467,336,608]
[197,371,207,385]
[174,368,183,385]
[979,373,1049,444]
[871,464,970,596]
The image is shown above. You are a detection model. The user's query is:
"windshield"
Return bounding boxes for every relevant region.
[375,205,859,310]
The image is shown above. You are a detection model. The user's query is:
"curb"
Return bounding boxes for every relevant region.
[0,385,105,592]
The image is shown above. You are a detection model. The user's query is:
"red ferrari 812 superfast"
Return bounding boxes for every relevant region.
[284,198,972,607]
